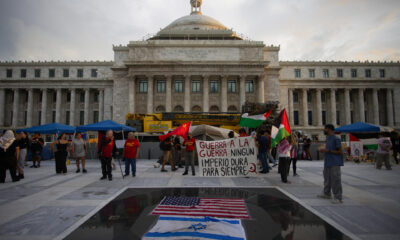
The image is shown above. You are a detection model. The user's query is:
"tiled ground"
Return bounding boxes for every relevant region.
[0,159,399,240]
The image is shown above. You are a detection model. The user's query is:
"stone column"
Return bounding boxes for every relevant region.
[358,88,365,122]
[55,88,62,123]
[69,89,76,126]
[147,75,154,114]
[239,75,246,112]
[372,88,380,125]
[330,89,337,125]
[316,89,323,126]
[99,89,104,122]
[221,76,228,112]
[344,88,351,125]
[0,89,5,126]
[394,88,400,127]
[128,77,135,114]
[26,89,33,127]
[203,75,209,112]
[104,88,112,120]
[12,89,19,127]
[41,89,47,125]
[302,88,308,127]
[288,88,294,126]
[258,75,265,104]
[166,75,172,112]
[184,75,191,112]
[386,89,394,126]
[84,88,90,124]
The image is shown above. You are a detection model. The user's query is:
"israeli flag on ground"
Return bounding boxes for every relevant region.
[143,216,246,240]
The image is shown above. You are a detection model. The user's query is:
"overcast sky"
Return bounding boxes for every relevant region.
[0,0,399,62]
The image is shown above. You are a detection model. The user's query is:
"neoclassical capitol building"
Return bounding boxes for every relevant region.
[0,1,399,138]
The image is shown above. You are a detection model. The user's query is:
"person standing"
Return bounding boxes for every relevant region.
[182,134,196,176]
[123,132,140,177]
[99,130,118,180]
[30,132,44,168]
[376,133,392,170]
[277,136,291,183]
[17,131,29,179]
[173,136,183,168]
[51,133,70,174]
[256,130,270,174]
[289,135,299,176]
[390,132,400,164]
[0,130,20,183]
[72,133,87,173]
[265,130,277,167]
[160,136,177,172]
[318,124,344,204]
[239,128,248,137]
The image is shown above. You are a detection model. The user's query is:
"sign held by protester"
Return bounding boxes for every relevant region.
[196,136,258,177]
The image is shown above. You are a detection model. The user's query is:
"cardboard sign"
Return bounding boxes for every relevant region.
[350,142,363,157]
[196,136,258,177]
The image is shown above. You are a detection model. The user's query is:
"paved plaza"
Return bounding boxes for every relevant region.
[0,159,399,240]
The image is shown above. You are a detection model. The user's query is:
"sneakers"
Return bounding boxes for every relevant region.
[82,169,87,173]
[272,163,278,167]
[182,171,188,176]
[317,194,332,199]
[331,198,342,204]
[100,176,107,180]
[161,169,168,172]
[76,169,80,173]
[192,172,195,176]
[172,168,178,171]
[30,165,37,168]
[124,174,129,177]
[108,177,112,181]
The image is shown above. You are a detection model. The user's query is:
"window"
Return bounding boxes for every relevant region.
[49,69,55,78]
[337,69,343,78]
[52,111,56,122]
[294,69,301,78]
[93,111,99,123]
[336,111,340,125]
[294,111,299,125]
[321,91,326,103]
[66,92,71,103]
[77,69,83,78]
[379,69,385,78]
[80,92,85,102]
[192,80,201,93]
[322,111,327,125]
[365,69,371,78]
[210,80,219,93]
[139,80,148,93]
[6,69,12,78]
[66,111,70,125]
[79,111,84,125]
[34,69,41,78]
[308,111,313,125]
[21,69,27,78]
[94,91,99,102]
[293,91,299,103]
[175,80,183,93]
[38,111,42,125]
[245,80,254,93]
[24,111,27,126]
[351,111,354,123]
[323,69,329,78]
[63,69,69,77]
[53,92,57,102]
[91,69,97,78]
[351,69,357,78]
[309,69,315,78]
[157,80,166,93]
[228,80,236,93]
[307,91,311,103]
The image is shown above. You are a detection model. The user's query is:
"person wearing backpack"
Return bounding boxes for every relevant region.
[160,136,177,172]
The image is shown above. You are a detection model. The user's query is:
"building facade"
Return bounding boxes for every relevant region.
[0,1,399,139]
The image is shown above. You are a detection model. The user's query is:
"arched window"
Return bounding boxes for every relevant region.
[192,105,202,112]
[228,105,238,112]
[173,105,184,112]
[155,105,165,113]
[209,105,220,112]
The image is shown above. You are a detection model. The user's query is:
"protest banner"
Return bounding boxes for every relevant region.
[196,136,258,177]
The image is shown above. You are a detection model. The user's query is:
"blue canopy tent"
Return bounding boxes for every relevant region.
[17,122,76,134]
[76,120,136,132]
[335,122,393,133]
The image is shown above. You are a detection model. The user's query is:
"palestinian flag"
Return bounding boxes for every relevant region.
[240,109,273,128]
[350,133,378,150]
[271,109,291,148]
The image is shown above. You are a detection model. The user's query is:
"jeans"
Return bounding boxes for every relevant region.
[259,152,269,173]
[267,152,276,164]
[101,157,112,178]
[184,151,195,173]
[124,158,136,176]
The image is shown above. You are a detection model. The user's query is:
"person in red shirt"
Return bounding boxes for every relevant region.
[98,130,118,181]
[123,132,140,177]
[239,128,248,137]
[182,134,196,176]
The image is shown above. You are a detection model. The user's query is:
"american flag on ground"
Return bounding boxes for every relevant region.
[151,196,249,219]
